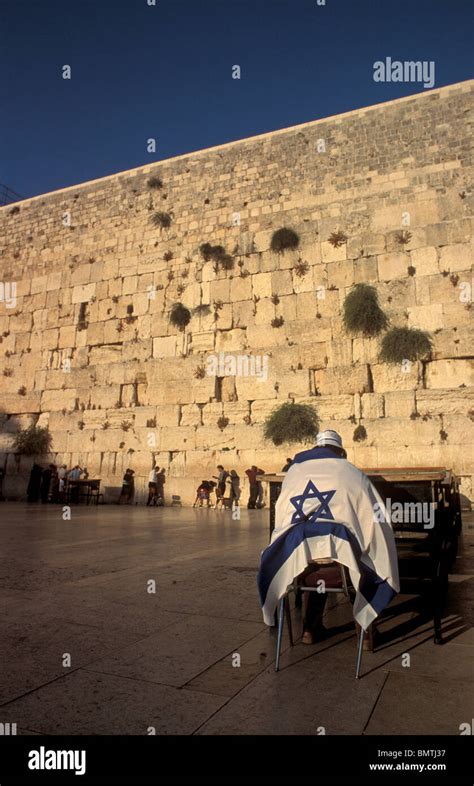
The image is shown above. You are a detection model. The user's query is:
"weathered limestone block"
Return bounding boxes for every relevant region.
[327,339,353,368]
[248,399,277,424]
[246,324,286,349]
[210,278,230,302]
[314,365,370,395]
[361,393,385,418]
[233,423,267,449]
[193,425,236,451]
[371,362,422,392]
[441,415,474,446]
[189,331,215,353]
[122,338,153,363]
[384,391,415,418]
[232,299,254,329]
[251,272,272,300]
[425,358,473,389]
[409,246,439,276]
[352,445,379,468]
[377,252,409,281]
[152,335,178,358]
[352,337,380,365]
[432,326,473,359]
[215,329,247,351]
[89,344,123,365]
[354,256,378,283]
[428,274,467,305]
[230,276,252,302]
[31,275,48,295]
[300,394,354,421]
[254,298,276,326]
[275,371,310,398]
[348,234,386,259]
[416,389,473,417]
[235,374,277,401]
[327,260,354,289]
[321,240,347,263]
[41,388,77,412]
[407,303,443,331]
[278,294,297,323]
[271,269,293,296]
[70,265,91,286]
[292,265,314,294]
[71,283,96,304]
[439,243,471,272]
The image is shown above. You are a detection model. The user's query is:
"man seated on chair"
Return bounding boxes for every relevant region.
[258,429,399,650]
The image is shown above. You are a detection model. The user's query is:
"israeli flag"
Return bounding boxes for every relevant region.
[258,447,400,630]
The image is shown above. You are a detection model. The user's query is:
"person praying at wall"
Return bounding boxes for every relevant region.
[213,465,228,508]
[246,465,265,509]
[282,458,293,472]
[27,463,43,503]
[230,470,241,510]
[147,465,160,506]
[118,469,135,505]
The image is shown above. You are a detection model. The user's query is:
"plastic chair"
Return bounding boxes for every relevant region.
[274,560,366,678]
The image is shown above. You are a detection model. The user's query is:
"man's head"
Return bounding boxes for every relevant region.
[217,464,224,471]
[315,429,347,458]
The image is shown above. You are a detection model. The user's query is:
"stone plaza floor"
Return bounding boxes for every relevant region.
[0,502,473,736]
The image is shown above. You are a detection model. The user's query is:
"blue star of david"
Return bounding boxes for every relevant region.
[289,481,336,525]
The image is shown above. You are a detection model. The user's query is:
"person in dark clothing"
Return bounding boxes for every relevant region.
[281,458,293,472]
[40,464,55,503]
[0,467,5,501]
[245,465,265,509]
[27,464,43,503]
[118,469,135,504]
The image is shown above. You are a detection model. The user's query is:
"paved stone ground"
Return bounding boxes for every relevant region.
[0,502,472,735]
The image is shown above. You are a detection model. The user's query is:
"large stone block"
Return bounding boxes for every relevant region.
[314,364,370,395]
[409,246,439,276]
[377,252,409,281]
[360,393,385,418]
[407,303,444,331]
[71,283,96,304]
[371,362,422,392]
[425,358,473,389]
[416,389,473,417]
[438,243,471,272]
[384,390,415,418]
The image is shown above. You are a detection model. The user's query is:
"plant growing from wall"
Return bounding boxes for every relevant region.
[407,266,416,276]
[177,284,186,296]
[353,425,367,442]
[199,243,234,271]
[270,228,300,254]
[18,386,27,396]
[147,176,163,189]
[395,230,412,246]
[294,258,309,278]
[150,211,172,229]
[271,294,280,305]
[380,326,432,364]
[343,283,388,337]
[217,416,229,430]
[169,302,191,330]
[78,421,85,430]
[271,316,285,328]
[328,230,348,248]
[3,368,13,377]
[194,365,206,379]
[13,425,52,455]
[263,402,319,446]
[164,251,173,261]
[194,304,211,316]
[121,421,132,431]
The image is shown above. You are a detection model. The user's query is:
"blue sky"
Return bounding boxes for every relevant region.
[1,0,473,198]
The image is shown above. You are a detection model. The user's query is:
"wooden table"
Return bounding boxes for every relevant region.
[66,479,102,505]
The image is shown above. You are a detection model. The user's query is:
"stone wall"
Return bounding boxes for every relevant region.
[0,80,473,505]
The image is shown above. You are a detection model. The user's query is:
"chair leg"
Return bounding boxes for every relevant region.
[355,625,364,679]
[284,595,294,646]
[275,596,286,672]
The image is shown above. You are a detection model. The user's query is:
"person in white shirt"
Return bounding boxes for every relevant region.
[147,466,160,506]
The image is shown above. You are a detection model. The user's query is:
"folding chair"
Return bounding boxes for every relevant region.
[274,560,366,678]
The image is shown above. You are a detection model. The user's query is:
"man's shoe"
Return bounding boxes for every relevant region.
[302,630,314,645]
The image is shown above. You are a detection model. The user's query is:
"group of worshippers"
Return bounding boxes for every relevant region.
[257,430,400,648]
[26,463,87,504]
[117,465,166,505]
[193,465,266,510]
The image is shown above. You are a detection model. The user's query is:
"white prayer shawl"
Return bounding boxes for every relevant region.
[258,447,400,630]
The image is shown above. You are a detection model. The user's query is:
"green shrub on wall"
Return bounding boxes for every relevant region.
[380,326,432,364]
[13,425,52,455]
[270,228,300,254]
[263,402,319,446]
[169,302,191,330]
[343,283,388,337]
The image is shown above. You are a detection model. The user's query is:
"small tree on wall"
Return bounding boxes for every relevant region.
[343,283,388,337]
[13,425,53,455]
[263,402,319,446]
[169,302,191,330]
[380,326,432,364]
